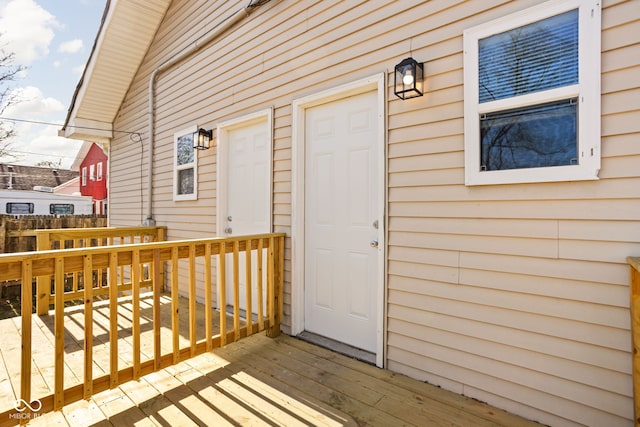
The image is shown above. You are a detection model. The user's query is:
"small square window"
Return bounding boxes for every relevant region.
[463,0,600,185]
[50,204,74,215]
[7,203,34,214]
[173,127,198,200]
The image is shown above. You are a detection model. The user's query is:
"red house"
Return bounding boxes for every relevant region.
[72,142,108,215]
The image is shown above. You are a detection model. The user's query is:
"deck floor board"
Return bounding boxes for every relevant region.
[0,293,540,426]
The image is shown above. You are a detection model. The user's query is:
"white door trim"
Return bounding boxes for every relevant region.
[216,108,274,307]
[291,73,386,367]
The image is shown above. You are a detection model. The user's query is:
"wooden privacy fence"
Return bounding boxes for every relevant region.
[628,256,640,426]
[0,215,107,254]
[34,226,167,314]
[0,232,285,422]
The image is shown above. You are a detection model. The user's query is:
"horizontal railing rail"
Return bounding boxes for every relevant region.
[628,256,640,426]
[34,226,167,314]
[0,232,284,424]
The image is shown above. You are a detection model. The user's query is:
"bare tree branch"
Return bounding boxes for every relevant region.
[0,36,27,159]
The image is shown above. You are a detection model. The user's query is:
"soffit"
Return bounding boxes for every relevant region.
[62,0,171,140]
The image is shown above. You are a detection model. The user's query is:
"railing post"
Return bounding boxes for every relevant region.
[0,215,6,253]
[35,231,51,315]
[171,247,180,363]
[188,243,197,355]
[153,248,162,371]
[20,260,33,420]
[155,226,166,292]
[204,243,213,351]
[131,249,141,380]
[628,257,640,426]
[54,257,65,409]
[83,254,94,399]
[219,241,227,346]
[266,235,282,338]
[108,251,119,389]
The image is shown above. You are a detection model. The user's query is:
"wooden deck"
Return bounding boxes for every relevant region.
[0,292,220,418]
[0,295,539,426]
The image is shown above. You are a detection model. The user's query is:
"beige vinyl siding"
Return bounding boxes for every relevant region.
[387,0,639,425]
[104,0,639,425]
[108,0,421,310]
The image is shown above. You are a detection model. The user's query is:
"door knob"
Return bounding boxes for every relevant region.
[370,239,379,248]
[224,226,232,234]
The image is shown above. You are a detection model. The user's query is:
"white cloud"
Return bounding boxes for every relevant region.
[52,60,61,68]
[0,85,78,167]
[0,0,60,64]
[0,125,82,168]
[4,86,65,117]
[0,117,81,168]
[58,39,83,54]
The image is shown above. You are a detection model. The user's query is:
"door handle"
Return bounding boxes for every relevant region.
[224,226,232,234]
[370,239,379,248]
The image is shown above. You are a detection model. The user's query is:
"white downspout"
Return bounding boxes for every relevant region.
[145,3,260,225]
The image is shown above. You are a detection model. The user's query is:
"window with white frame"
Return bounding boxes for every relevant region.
[90,164,95,181]
[173,127,198,200]
[463,0,600,185]
[97,162,103,181]
[81,167,87,186]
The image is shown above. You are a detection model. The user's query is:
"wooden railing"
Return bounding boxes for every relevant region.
[34,226,167,314]
[0,232,284,422]
[628,256,640,426]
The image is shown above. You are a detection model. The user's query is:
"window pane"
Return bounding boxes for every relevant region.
[177,133,194,166]
[479,9,578,103]
[177,168,194,195]
[7,203,34,214]
[50,204,74,214]
[480,99,577,171]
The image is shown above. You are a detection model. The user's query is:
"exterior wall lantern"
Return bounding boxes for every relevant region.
[193,128,213,150]
[394,57,424,100]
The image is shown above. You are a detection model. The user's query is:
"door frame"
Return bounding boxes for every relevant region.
[216,108,274,307]
[291,73,386,367]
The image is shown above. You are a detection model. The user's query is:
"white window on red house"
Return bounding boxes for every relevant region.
[90,164,95,181]
[82,167,87,186]
[97,162,103,181]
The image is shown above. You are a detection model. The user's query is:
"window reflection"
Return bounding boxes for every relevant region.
[177,168,194,195]
[480,99,578,171]
[177,134,195,166]
[478,9,578,103]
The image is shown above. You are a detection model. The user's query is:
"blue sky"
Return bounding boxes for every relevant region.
[0,0,106,168]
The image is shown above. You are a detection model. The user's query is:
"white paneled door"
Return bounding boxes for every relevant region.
[219,115,271,315]
[304,90,380,352]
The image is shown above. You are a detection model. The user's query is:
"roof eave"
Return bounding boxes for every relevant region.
[61,0,172,141]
